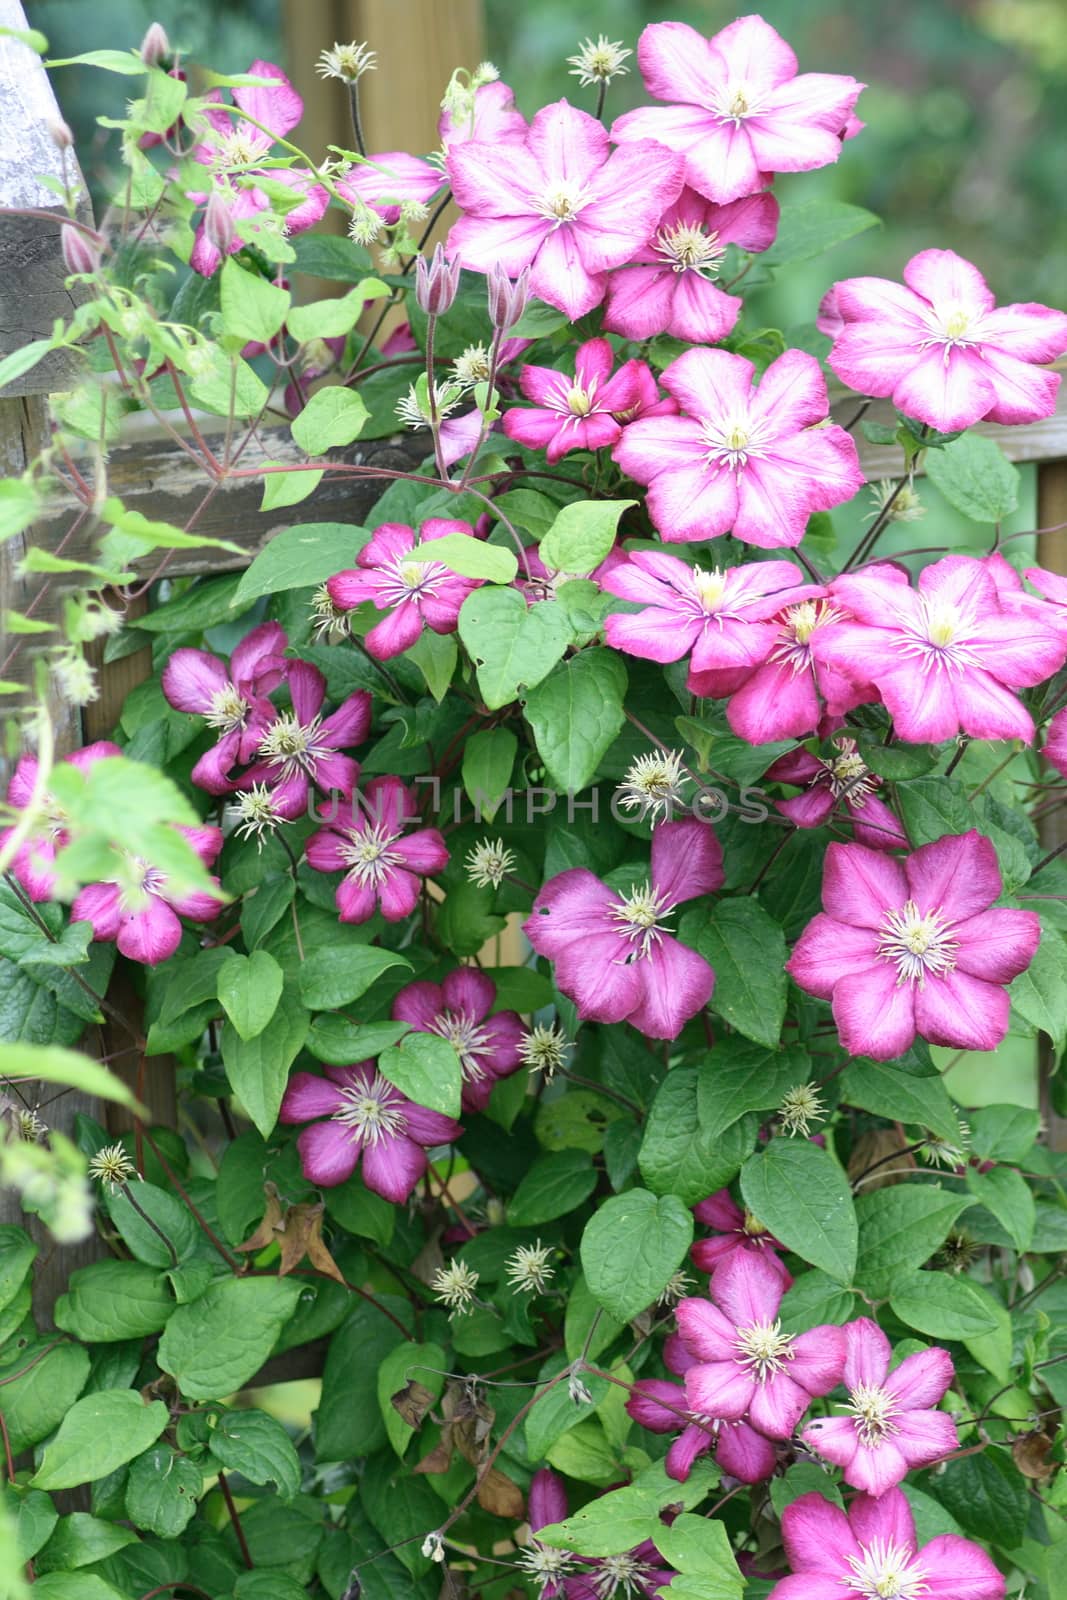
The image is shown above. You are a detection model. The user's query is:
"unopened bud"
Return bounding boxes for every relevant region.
[204,190,236,257]
[48,117,74,151]
[140,21,171,66]
[414,243,460,317]
[487,262,530,332]
[61,225,101,277]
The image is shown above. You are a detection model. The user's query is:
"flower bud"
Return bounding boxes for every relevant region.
[61,224,101,277]
[414,244,460,317]
[487,262,530,332]
[48,117,74,150]
[203,190,236,258]
[140,22,171,66]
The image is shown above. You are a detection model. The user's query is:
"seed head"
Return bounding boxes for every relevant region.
[347,199,385,246]
[616,749,688,823]
[464,837,515,890]
[505,1240,555,1295]
[431,1259,479,1316]
[657,1268,695,1306]
[867,478,925,524]
[919,1120,970,1170]
[567,35,633,87]
[316,41,377,82]
[309,584,351,642]
[778,1081,826,1138]
[87,1142,138,1191]
[230,784,289,849]
[519,1023,571,1083]
[51,648,98,707]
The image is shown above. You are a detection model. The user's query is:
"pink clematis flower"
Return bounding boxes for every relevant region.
[787,831,1041,1060]
[71,825,224,966]
[691,1189,792,1287]
[827,249,1067,432]
[439,79,527,151]
[613,348,864,548]
[525,1469,676,1599]
[239,661,371,820]
[335,152,444,224]
[773,1488,1003,1600]
[1,742,121,902]
[502,338,667,464]
[391,968,525,1113]
[189,61,329,275]
[305,775,449,924]
[816,555,1067,745]
[523,818,721,1039]
[601,550,818,684]
[445,99,683,320]
[603,187,779,344]
[162,622,289,795]
[279,1059,462,1199]
[611,17,863,205]
[801,1317,957,1496]
[326,520,483,660]
[677,1251,846,1439]
[766,737,907,851]
[627,1332,777,1485]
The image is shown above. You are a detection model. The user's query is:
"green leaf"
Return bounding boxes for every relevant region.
[740,1138,857,1283]
[31,1392,168,1490]
[778,1269,856,1334]
[405,628,457,702]
[896,776,972,847]
[653,1513,745,1600]
[31,1578,126,1600]
[378,1032,463,1119]
[286,281,389,342]
[0,1341,88,1455]
[0,1228,35,1313]
[298,944,411,1009]
[107,1181,198,1268]
[581,1189,693,1323]
[839,1057,961,1143]
[695,1041,811,1138]
[10,1489,57,1563]
[307,1015,409,1065]
[218,949,285,1041]
[316,1300,409,1461]
[157,1276,303,1399]
[231,521,368,608]
[770,1463,843,1517]
[535,1462,719,1555]
[925,434,1020,523]
[966,1165,1035,1252]
[457,586,572,709]
[376,1341,446,1457]
[290,233,373,281]
[640,1065,756,1205]
[0,1043,143,1112]
[1010,924,1067,1048]
[100,496,242,555]
[933,1449,1028,1549]
[35,1511,137,1572]
[889,1270,1001,1338]
[0,338,55,391]
[764,200,880,264]
[508,1149,597,1225]
[220,259,291,346]
[222,986,309,1138]
[291,387,369,453]
[242,875,297,949]
[46,47,147,71]
[461,727,517,821]
[123,1444,202,1537]
[259,462,325,511]
[523,649,628,793]
[854,1187,972,1298]
[408,531,517,582]
[55,1260,175,1341]
[209,1408,301,1498]
[969,1104,1040,1162]
[538,499,636,576]
[683,898,786,1048]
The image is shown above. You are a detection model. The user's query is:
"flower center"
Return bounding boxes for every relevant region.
[566,384,594,417]
[692,565,729,612]
[844,1541,928,1600]
[656,222,727,276]
[117,855,166,913]
[205,684,249,733]
[608,882,673,958]
[741,1211,768,1237]
[896,595,980,673]
[452,344,492,386]
[819,738,876,805]
[877,900,959,987]
[716,83,757,122]
[519,1545,574,1593]
[592,1552,652,1599]
[333,1073,407,1145]
[212,126,269,169]
[735,1317,794,1382]
[770,601,843,672]
[431,1008,493,1082]
[377,553,449,607]
[702,417,759,472]
[258,713,323,779]
[844,1382,900,1448]
[340,821,404,888]
[534,181,590,226]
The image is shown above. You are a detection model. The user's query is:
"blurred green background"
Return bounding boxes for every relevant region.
[31,0,1067,318]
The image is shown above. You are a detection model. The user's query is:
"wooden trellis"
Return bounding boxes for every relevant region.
[2,0,1067,1340]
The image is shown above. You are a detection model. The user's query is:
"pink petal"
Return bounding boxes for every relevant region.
[850,1488,917,1554]
[361,1133,427,1202]
[651,818,724,906]
[953,908,1041,984]
[161,648,228,713]
[627,1378,686,1434]
[920,1537,1005,1600]
[843,1317,891,1388]
[726,660,822,742]
[715,1419,776,1483]
[684,1359,754,1422]
[529,225,606,320]
[288,659,326,724]
[335,876,379,924]
[885,1346,954,1408]
[747,1371,811,1438]
[632,20,723,106]
[782,1494,858,1576]
[895,1408,958,1469]
[71,880,122,940]
[392,980,445,1032]
[675,1297,739,1362]
[949,668,1035,743]
[401,1101,463,1146]
[904,830,1000,924]
[441,967,496,1020]
[297,1120,360,1187]
[980,347,1061,427]
[693,1189,745,1231]
[523,869,617,958]
[280,1072,345,1123]
[645,459,739,544]
[392,827,450,877]
[892,347,995,433]
[528,1468,568,1533]
[319,691,372,749]
[823,842,908,929]
[713,1249,785,1326]
[912,970,1010,1052]
[832,964,917,1060]
[378,867,422,922]
[786,914,880,999]
[116,897,183,965]
[903,249,995,312]
[365,605,424,660]
[551,933,645,1026]
[233,59,303,139]
[790,1324,847,1394]
[625,937,716,1039]
[750,349,831,434]
[667,1421,716,1482]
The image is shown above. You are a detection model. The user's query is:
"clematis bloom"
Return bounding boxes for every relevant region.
[439,79,527,151]
[523,818,721,1039]
[335,151,444,224]
[391,968,525,1113]
[613,348,864,548]
[71,825,224,966]
[305,775,449,924]
[627,1330,777,1484]
[773,1488,1003,1600]
[502,338,667,463]
[1,742,121,902]
[691,1188,792,1287]
[280,1060,462,1199]
[802,1317,957,1495]
[446,98,683,320]
[603,187,779,344]
[816,555,1067,745]
[611,16,863,204]
[827,248,1067,431]
[239,661,371,819]
[162,622,289,795]
[677,1251,846,1438]
[766,737,907,851]
[327,520,483,660]
[786,831,1041,1060]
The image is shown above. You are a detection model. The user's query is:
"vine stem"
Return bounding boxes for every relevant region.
[218,1471,254,1569]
